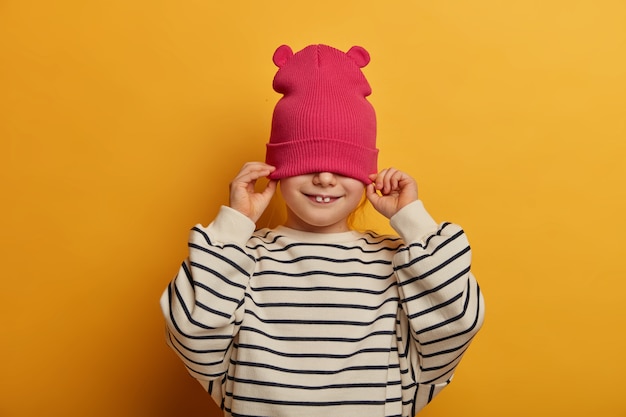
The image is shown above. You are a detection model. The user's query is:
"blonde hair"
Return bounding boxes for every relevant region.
[347,191,369,231]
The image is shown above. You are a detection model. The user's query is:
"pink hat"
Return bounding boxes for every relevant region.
[265,44,378,184]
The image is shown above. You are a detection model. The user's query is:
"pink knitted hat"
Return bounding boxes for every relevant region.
[265,44,378,184]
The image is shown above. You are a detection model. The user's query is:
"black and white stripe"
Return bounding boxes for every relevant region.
[162,203,484,416]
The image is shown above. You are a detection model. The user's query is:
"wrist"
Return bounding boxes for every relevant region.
[206,206,256,246]
[389,200,438,243]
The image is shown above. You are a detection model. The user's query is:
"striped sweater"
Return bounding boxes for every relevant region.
[161,200,484,417]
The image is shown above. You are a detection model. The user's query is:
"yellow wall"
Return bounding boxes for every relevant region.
[1,1,625,416]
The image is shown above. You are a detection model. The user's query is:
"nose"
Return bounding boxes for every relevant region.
[313,172,336,187]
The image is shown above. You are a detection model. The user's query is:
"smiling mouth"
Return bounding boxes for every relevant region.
[306,194,339,204]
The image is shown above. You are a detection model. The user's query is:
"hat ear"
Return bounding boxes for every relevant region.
[273,45,294,67]
[346,46,370,68]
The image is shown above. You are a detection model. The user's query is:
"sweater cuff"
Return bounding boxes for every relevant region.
[389,200,439,244]
[205,206,256,246]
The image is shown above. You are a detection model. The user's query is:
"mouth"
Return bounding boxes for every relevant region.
[305,194,340,204]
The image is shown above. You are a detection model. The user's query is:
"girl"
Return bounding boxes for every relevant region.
[161,44,484,417]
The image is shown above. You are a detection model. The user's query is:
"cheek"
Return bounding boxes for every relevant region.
[345,187,366,209]
[278,180,298,199]
[348,182,366,199]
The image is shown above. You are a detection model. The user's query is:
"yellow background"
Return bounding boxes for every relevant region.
[1,1,625,416]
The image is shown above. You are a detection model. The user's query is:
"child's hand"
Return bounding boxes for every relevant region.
[229,162,277,222]
[366,168,418,219]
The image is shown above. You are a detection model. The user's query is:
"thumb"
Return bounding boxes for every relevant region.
[365,183,381,206]
[262,180,278,199]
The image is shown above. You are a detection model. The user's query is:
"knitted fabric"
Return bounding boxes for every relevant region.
[266,44,378,184]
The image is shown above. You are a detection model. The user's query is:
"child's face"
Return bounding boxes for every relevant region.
[280,172,365,233]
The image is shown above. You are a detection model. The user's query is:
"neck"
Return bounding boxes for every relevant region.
[283,210,350,234]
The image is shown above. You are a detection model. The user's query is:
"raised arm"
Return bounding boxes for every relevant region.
[391,200,484,410]
[160,162,277,387]
[160,206,257,385]
[367,168,484,411]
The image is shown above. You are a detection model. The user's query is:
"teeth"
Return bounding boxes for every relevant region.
[315,196,332,203]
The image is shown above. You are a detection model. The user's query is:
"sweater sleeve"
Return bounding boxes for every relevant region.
[390,200,485,411]
[160,206,257,385]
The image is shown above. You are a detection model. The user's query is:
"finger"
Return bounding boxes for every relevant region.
[389,170,406,192]
[240,161,276,171]
[382,168,396,193]
[371,169,388,192]
[261,179,278,198]
[381,167,399,195]
[365,183,378,203]
[237,162,275,177]
[368,172,380,188]
[242,164,275,179]
[396,174,419,204]
[234,165,275,186]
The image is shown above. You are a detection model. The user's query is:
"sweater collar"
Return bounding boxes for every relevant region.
[273,225,363,244]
